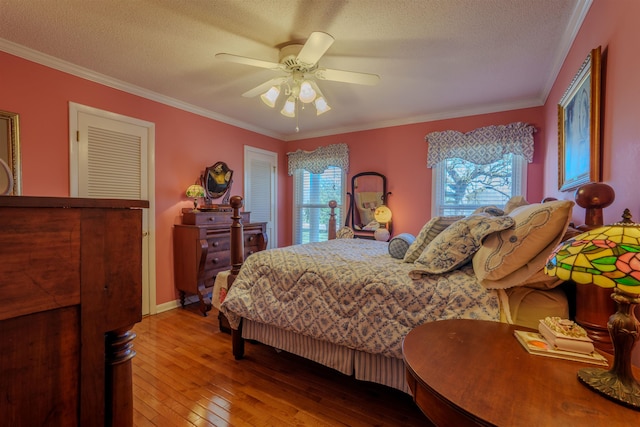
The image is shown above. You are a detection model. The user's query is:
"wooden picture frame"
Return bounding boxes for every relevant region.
[557,46,601,192]
[0,110,21,195]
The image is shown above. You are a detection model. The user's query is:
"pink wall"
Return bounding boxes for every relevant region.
[0,51,287,307]
[4,0,636,311]
[543,0,640,225]
[289,107,545,236]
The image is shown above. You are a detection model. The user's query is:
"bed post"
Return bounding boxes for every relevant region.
[328,200,337,240]
[228,195,245,359]
[573,183,617,354]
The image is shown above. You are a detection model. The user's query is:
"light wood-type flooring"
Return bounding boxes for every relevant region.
[132,305,428,426]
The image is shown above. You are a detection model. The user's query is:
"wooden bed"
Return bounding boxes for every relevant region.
[220,193,589,393]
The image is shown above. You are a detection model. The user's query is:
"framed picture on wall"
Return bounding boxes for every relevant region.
[557,46,602,192]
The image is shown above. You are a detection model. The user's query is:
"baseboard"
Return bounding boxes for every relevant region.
[155,295,200,314]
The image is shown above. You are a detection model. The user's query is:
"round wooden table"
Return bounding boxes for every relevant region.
[402,319,639,426]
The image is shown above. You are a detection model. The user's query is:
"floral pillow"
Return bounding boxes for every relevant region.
[411,214,515,275]
[403,215,464,263]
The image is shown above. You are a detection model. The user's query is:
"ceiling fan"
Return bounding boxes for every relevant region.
[216,32,380,119]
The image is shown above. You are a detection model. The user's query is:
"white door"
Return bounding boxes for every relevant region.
[69,102,156,316]
[244,146,277,248]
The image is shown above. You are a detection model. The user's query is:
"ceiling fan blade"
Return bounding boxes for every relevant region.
[296,32,335,66]
[315,68,380,86]
[242,77,289,98]
[216,53,283,70]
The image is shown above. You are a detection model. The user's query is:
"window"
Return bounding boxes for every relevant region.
[432,154,527,216]
[288,143,349,244]
[426,122,534,217]
[293,166,345,244]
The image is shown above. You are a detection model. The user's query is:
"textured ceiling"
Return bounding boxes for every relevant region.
[0,0,590,141]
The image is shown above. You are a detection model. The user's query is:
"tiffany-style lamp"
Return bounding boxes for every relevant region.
[185,184,205,211]
[545,209,640,409]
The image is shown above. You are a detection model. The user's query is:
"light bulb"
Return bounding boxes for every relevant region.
[314,96,331,115]
[281,96,296,117]
[298,80,316,103]
[260,86,280,108]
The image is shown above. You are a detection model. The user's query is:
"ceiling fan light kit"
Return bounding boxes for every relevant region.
[281,96,296,117]
[217,31,379,122]
[260,86,280,108]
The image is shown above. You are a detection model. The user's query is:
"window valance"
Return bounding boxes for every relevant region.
[287,143,349,176]
[425,122,535,167]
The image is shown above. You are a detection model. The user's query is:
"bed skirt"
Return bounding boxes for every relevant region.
[242,319,410,394]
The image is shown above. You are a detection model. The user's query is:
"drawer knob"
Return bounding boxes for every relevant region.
[212,258,219,264]
[208,217,215,222]
[248,236,254,241]
[213,241,219,247]
[248,250,254,255]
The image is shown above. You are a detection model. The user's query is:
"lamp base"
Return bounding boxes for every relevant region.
[578,367,640,409]
[576,288,640,410]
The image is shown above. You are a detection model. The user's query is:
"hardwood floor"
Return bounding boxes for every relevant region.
[132,305,428,426]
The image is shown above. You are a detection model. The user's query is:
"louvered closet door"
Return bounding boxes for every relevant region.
[78,118,147,199]
[73,106,154,316]
[244,146,277,249]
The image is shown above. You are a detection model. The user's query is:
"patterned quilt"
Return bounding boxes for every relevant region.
[220,238,500,359]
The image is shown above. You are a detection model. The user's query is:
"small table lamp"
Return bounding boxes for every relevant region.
[185,184,205,211]
[374,205,392,241]
[544,209,640,409]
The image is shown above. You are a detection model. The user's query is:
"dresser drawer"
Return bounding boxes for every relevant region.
[182,210,250,225]
[205,234,231,252]
[205,249,231,273]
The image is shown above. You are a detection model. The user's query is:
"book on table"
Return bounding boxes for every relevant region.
[513,330,608,366]
[538,318,595,354]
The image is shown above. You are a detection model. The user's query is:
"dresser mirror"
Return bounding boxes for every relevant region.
[1,110,21,195]
[201,161,233,206]
[346,172,390,237]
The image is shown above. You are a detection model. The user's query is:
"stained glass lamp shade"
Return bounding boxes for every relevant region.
[185,184,205,211]
[544,209,640,409]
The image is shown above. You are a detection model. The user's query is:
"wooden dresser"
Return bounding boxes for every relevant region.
[173,209,267,320]
[0,196,147,427]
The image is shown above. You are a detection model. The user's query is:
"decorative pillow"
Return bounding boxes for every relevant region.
[411,214,515,274]
[516,225,585,290]
[336,226,355,239]
[472,205,505,216]
[504,196,529,214]
[388,233,415,259]
[472,200,574,289]
[403,216,464,263]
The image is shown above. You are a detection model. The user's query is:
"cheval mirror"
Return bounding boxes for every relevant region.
[201,161,233,207]
[346,172,391,238]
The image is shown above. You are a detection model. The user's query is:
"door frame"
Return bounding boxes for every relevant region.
[69,102,157,315]
[244,145,277,249]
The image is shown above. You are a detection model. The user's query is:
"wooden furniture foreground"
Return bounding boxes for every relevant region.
[173,208,266,319]
[403,319,640,426]
[0,196,148,427]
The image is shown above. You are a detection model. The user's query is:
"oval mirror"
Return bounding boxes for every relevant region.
[202,161,233,205]
[0,110,21,195]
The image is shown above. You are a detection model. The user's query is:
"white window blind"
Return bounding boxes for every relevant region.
[293,166,345,244]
